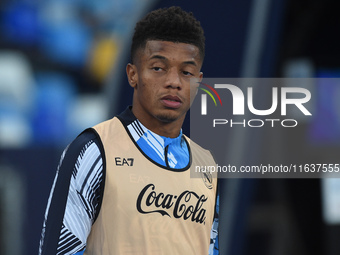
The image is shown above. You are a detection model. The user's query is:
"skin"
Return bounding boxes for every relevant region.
[126,40,203,138]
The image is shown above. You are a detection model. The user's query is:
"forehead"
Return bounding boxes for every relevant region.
[137,40,202,65]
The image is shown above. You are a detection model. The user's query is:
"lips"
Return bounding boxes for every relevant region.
[161,95,182,109]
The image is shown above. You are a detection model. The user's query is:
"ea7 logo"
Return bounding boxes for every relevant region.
[201,84,312,116]
[115,157,134,166]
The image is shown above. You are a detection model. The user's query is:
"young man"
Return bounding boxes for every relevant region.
[39,6,219,255]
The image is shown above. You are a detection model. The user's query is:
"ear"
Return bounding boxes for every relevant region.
[126,63,138,88]
[199,72,203,82]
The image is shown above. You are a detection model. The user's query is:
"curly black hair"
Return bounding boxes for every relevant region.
[131,6,205,64]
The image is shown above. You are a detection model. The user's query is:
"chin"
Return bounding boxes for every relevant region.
[156,114,178,123]
[155,111,182,123]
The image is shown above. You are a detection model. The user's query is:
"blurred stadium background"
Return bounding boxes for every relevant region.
[0,0,340,254]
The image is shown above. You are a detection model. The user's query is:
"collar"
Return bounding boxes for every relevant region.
[117,106,184,146]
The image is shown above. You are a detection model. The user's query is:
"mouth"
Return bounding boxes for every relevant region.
[161,95,182,109]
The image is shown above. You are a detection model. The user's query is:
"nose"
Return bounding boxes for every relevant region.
[165,68,181,90]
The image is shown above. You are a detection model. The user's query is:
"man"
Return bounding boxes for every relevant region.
[39,6,219,255]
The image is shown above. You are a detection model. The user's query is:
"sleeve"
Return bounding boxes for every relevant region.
[209,189,219,255]
[39,129,105,255]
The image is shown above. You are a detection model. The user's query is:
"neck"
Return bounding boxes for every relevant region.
[149,122,182,138]
[132,109,184,138]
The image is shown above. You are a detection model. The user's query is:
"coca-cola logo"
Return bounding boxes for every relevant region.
[136,184,208,224]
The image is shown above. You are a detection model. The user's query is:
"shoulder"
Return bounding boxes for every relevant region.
[71,128,103,153]
[183,134,212,156]
[183,134,218,171]
[60,128,105,169]
[92,117,127,140]
[75,128,100,144]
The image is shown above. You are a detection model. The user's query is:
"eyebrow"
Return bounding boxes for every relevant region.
[183,60,198,67]
[149,55,198,66]
[149,55,167,61]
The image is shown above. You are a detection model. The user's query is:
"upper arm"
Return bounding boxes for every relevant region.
[209,182,219,255]
[39,129,105,255]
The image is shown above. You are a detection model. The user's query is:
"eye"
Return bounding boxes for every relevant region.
[152,67,163,72]
[183,71,193,76]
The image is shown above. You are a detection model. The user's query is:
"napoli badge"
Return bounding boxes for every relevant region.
[200,168,213,189]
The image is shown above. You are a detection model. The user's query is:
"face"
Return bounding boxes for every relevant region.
[127,40,203,135]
